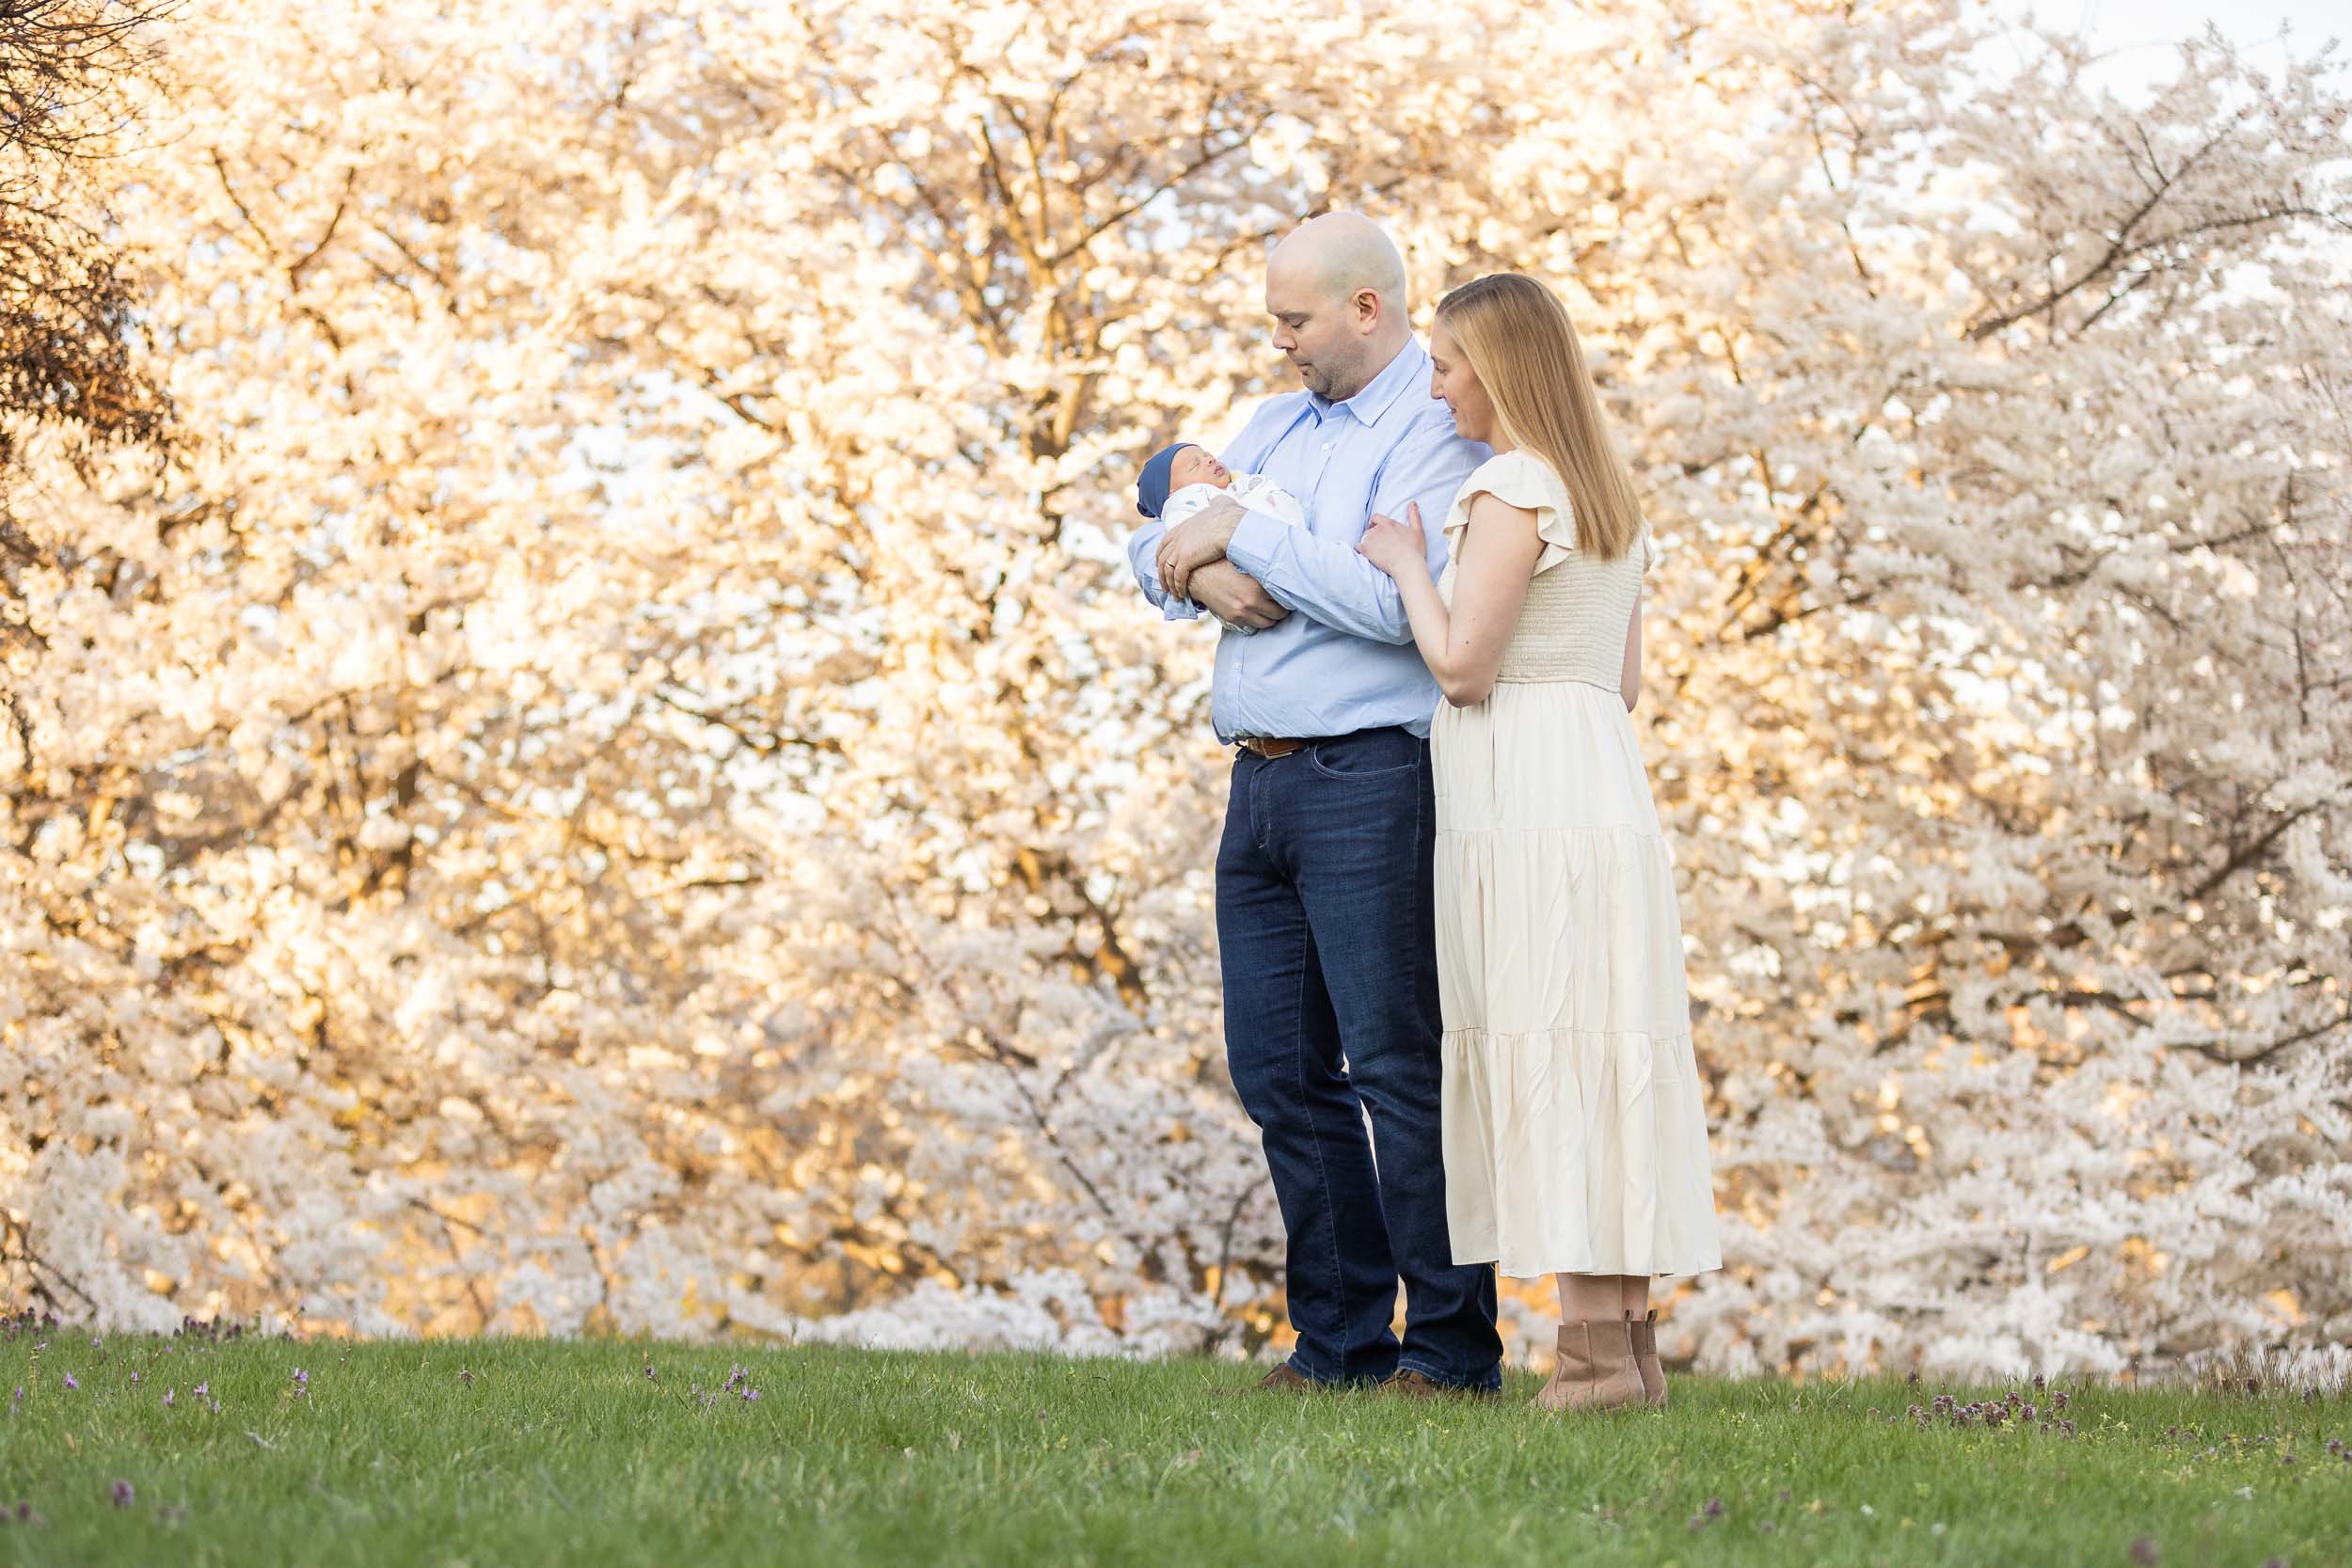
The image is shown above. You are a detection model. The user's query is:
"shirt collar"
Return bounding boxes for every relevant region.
[1309,338,1430,429]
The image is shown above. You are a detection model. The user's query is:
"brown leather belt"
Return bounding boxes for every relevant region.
[1235,736,1309,758]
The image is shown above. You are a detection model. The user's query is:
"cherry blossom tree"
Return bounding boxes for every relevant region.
[1,1,172,471]
[1,0,2344,1376]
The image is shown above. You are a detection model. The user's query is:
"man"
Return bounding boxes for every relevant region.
[1128,213,1502,1394]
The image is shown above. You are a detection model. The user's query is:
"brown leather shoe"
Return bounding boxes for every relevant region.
[1377,1369,1497,1399]
[1533,1320,1645,1414]
[1216,1362,1319,1397]
[1630,1311,1668,1409]
[1379,1369,1445,1399]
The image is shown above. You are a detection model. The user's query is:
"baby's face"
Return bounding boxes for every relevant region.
[1169,446,1231,491]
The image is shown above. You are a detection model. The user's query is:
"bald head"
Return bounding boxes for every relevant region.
[1264,213,1411,402]
[1268,212,1408,310]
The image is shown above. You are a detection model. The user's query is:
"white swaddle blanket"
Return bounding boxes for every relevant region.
[1160,470,1305,530]
[1163,473,1304,633]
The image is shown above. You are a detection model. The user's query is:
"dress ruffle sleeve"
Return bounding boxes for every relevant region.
[1442,450,1582,576]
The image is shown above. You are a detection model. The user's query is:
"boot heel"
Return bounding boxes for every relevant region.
[1533,1320,1645,1414]
[1630,1310,1668,1409]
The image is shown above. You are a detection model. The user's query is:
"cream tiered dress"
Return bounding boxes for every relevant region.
[1432,450,1723,1281]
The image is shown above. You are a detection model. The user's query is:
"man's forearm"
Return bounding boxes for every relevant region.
[1223,509,1412,643]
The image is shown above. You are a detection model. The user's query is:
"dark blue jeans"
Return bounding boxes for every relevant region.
[1216,725,1502,1389]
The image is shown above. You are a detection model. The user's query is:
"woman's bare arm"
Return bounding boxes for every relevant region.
[1620,596,1642,711]
[1385,492,1544,707]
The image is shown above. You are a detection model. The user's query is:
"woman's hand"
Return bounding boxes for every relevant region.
[1357,501,1429,578]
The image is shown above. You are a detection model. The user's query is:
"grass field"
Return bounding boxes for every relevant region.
[2,1320,2346,1567]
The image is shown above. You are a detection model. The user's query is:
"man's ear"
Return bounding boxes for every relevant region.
[1353,287,1381,330]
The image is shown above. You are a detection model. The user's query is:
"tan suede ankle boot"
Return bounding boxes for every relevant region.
[1629,1310,1667,1409]
[1532,1319,1645,1413]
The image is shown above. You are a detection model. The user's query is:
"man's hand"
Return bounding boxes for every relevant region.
[1188,561,1290,630]
[1155,495,1247,599]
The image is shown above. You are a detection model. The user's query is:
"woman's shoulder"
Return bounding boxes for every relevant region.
[1446,449,1589,575]
[1448,449,1569,532]
[1449,451,1562,512]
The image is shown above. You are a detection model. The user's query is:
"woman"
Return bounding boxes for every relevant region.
[1358,273,1722,1413]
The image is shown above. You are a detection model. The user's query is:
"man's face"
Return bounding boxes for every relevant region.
[1168,446,1231,491]
[1265,267,1369,401]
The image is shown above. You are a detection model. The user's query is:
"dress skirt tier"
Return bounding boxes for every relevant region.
[1432,676,1724,1280]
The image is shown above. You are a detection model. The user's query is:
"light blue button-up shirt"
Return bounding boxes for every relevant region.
[1127,338,1487,742]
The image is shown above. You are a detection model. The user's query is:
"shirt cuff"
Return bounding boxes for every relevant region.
[1224,509,1289,579]
[1160,594,1203,622]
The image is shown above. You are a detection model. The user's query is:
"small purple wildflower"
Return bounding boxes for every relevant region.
[162,1387,175,1408]
[9,1387,21,1406]
[208,1398,221,1414]
[12,1500,30,1521]
[60,1374,77,1391]
[110,1481,134,1509]
[742,1387,762,1403]
[644,1364,657,1382]
[193,1381,208,1399]
[1703,1497,1725,1518]
[291,1369,308,1399]
[130,1371,140,1386]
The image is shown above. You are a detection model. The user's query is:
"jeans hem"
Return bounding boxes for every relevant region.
[1287,1350,1392,1388]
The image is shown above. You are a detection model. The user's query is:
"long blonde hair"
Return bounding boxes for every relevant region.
[1434,273,1643,561]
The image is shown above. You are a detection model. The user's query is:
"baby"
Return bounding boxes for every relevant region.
[1135,441,1305,632]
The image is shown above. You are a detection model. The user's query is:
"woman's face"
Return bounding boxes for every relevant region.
[1428,320,1498,446]
[1168,446,1230,491]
